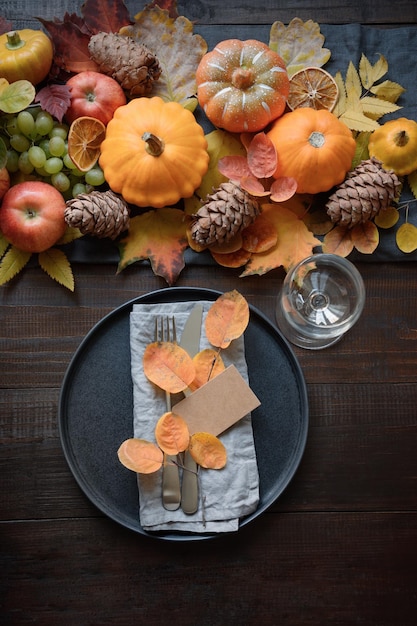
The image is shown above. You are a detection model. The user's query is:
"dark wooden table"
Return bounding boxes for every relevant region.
[1,1,417,625]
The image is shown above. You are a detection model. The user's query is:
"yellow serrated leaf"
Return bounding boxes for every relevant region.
[370,80,406,104]
[374,206,400,229]
[345,61,362,102]
[360,95,401,119]
[0,231,10,258]
[332,71,347,118]
[339,109,380,132]
[359,53,388,89]
[396,222,417,253]
[407,170,417,200]
[57,226,84,245]
[0,245,31,285]
[38,248,74,291]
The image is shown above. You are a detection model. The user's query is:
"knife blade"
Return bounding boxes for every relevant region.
[179,303,203,515]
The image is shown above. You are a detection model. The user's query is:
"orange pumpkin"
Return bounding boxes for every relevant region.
[267,108,356,194]
[196,39,289,133]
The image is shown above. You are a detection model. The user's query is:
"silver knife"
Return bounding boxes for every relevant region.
[179,303,203,515]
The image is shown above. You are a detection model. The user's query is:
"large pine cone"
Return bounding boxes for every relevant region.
[326,157,401,228]
[88,32,161,97]
[65,190,130,240]
[190,182,261,247]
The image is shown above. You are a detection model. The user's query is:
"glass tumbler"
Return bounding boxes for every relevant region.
[275,253,366,350]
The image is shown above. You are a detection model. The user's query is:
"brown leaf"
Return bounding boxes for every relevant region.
[217,155,251,182]
[351,221,379,254]
[143,341,196,393]
[210,247,252,268]
[81,0,132,35]
[240,176,270,197]
[38,16,99,73]
[155,411,190,455]
[35,84,72,123]
[205,290,249,349]
[322,225,354,257]
[117,438,163,474]
[189,432,227,469]
[189,349,225,392]
[241,214,278,253]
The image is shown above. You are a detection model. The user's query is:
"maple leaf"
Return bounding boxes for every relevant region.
[35,84,72,123]
[240,205,321,276]
[81,0,132,35]
[120,6,207,105]
[0,16,12,35]
[117,208,188,285]
[269,18,331,77]
[38,14,99,73]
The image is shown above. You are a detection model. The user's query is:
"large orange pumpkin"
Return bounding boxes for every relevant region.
[267,108,356,194]
[196,39,289,133]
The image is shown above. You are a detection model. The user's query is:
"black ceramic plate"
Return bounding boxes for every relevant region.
[59,287,309,541]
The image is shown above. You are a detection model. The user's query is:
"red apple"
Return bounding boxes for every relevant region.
[0,167,10,200]
[65,71,127,125]
[0,181,67,253]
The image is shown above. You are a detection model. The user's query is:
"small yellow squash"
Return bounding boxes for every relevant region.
[0,29,53,85]
[99,97,209,208]
[368,117,417,176]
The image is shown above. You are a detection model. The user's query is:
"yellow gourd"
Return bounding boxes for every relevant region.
[368,118,417,176]
[0,30,53,85]
[99,97,209,208]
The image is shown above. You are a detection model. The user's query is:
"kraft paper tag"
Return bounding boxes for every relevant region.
[172,365,261,436]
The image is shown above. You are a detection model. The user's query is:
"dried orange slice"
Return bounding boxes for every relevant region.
[287,67,339,112]
[67,116,106,172]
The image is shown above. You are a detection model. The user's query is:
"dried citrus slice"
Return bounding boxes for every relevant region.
[67,116,106,172]
[287,67,339,112]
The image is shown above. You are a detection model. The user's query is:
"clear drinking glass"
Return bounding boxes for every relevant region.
[275,253,366,350]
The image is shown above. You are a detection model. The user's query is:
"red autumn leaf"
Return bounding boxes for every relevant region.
[35,84,72,123]
[147,0,180,19]
[81,0,133,35]
[0,17,13,35]
[240,175,270,197]
[155,411,190,455]
[38,15,99,73]
[247,132,277,179]
[269,176,298,202]
[205,289,250,349]
[117,438,163,474]
[217,155,251,182]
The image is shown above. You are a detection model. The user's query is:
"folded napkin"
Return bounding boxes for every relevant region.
[129,300,260,533]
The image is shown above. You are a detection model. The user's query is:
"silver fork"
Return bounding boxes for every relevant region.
[155,316,181,511]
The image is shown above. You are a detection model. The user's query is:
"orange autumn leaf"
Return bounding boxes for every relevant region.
[240,204,321,275]
[143,341,196,393]
[210,248,252,268]
[269,176,298,202]
[155,411,190,455]
[240,176,271,197]
[322,225,354,257]
[189,348,226,391]
[208,232,243,254]
[117,208,188,286]
[246,132,277,179]
[351,221,379,254]
[241,214,278,253]
[189,432,227,469]
[217,155,251,181]
[205,289,250,349]
[117,438,163,474]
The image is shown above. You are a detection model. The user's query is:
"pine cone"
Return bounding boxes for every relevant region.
[190,182,260,247]
[88,32,161,97]
[326,157,401,228]
[65,190,130,240]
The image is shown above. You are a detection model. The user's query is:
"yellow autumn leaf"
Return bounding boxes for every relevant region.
[332,71,347,118]
[374,207,400,229]
[339,109,380,132]
[408,170,417,200]
[360,96,401,120]
[269,18,331,77]
[38,247,74,291]
[352,131,371,169]
[396,223,417,253]
[120,6,207,106]
[0,245,31,285]
[351,221,379,254]
[0,231,9,258]
[345,61,362,103]
[184,130,246,215]
[370,80,406,104]
[359,53,388,89]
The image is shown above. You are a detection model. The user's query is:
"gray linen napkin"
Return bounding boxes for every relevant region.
[129,300,260,533]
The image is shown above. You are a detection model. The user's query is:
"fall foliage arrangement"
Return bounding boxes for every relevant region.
[0,0,416,290]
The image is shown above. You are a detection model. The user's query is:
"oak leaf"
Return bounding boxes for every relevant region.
[240,205,321,276]
[155,411,190,455]
[119,6,207,106]
[118,438,163,474]
[189,432,227,469]
[143,341,196,393]
[117,208,188,286]
[205,289,249,349]
[269,18,331,77]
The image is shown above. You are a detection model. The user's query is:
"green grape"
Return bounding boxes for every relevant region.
[18,151,34,175]
[5,117,19,135]
[17,110,36,137]
[85,166,105,187]
[71,167,86,178]
[10,133,31,153]
[50,123,68,140]
[51,172,71,192]
[28,145,47,168]
[35,166,50,178]
[49,136,66,157]
[63,153,77,169]
[44,157,64,175]
[38,138,51,159]
[72,182,87,197]
[35,111,54,136]
[6,149,19,173]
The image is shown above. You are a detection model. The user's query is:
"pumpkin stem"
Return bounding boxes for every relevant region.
[5,31,25,51]
[142,132,164,157]
[231,67,255,90]
[308,131,325,148]
[394,130,409,148]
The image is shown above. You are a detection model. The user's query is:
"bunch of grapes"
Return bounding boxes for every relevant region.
[0,105,106,199]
